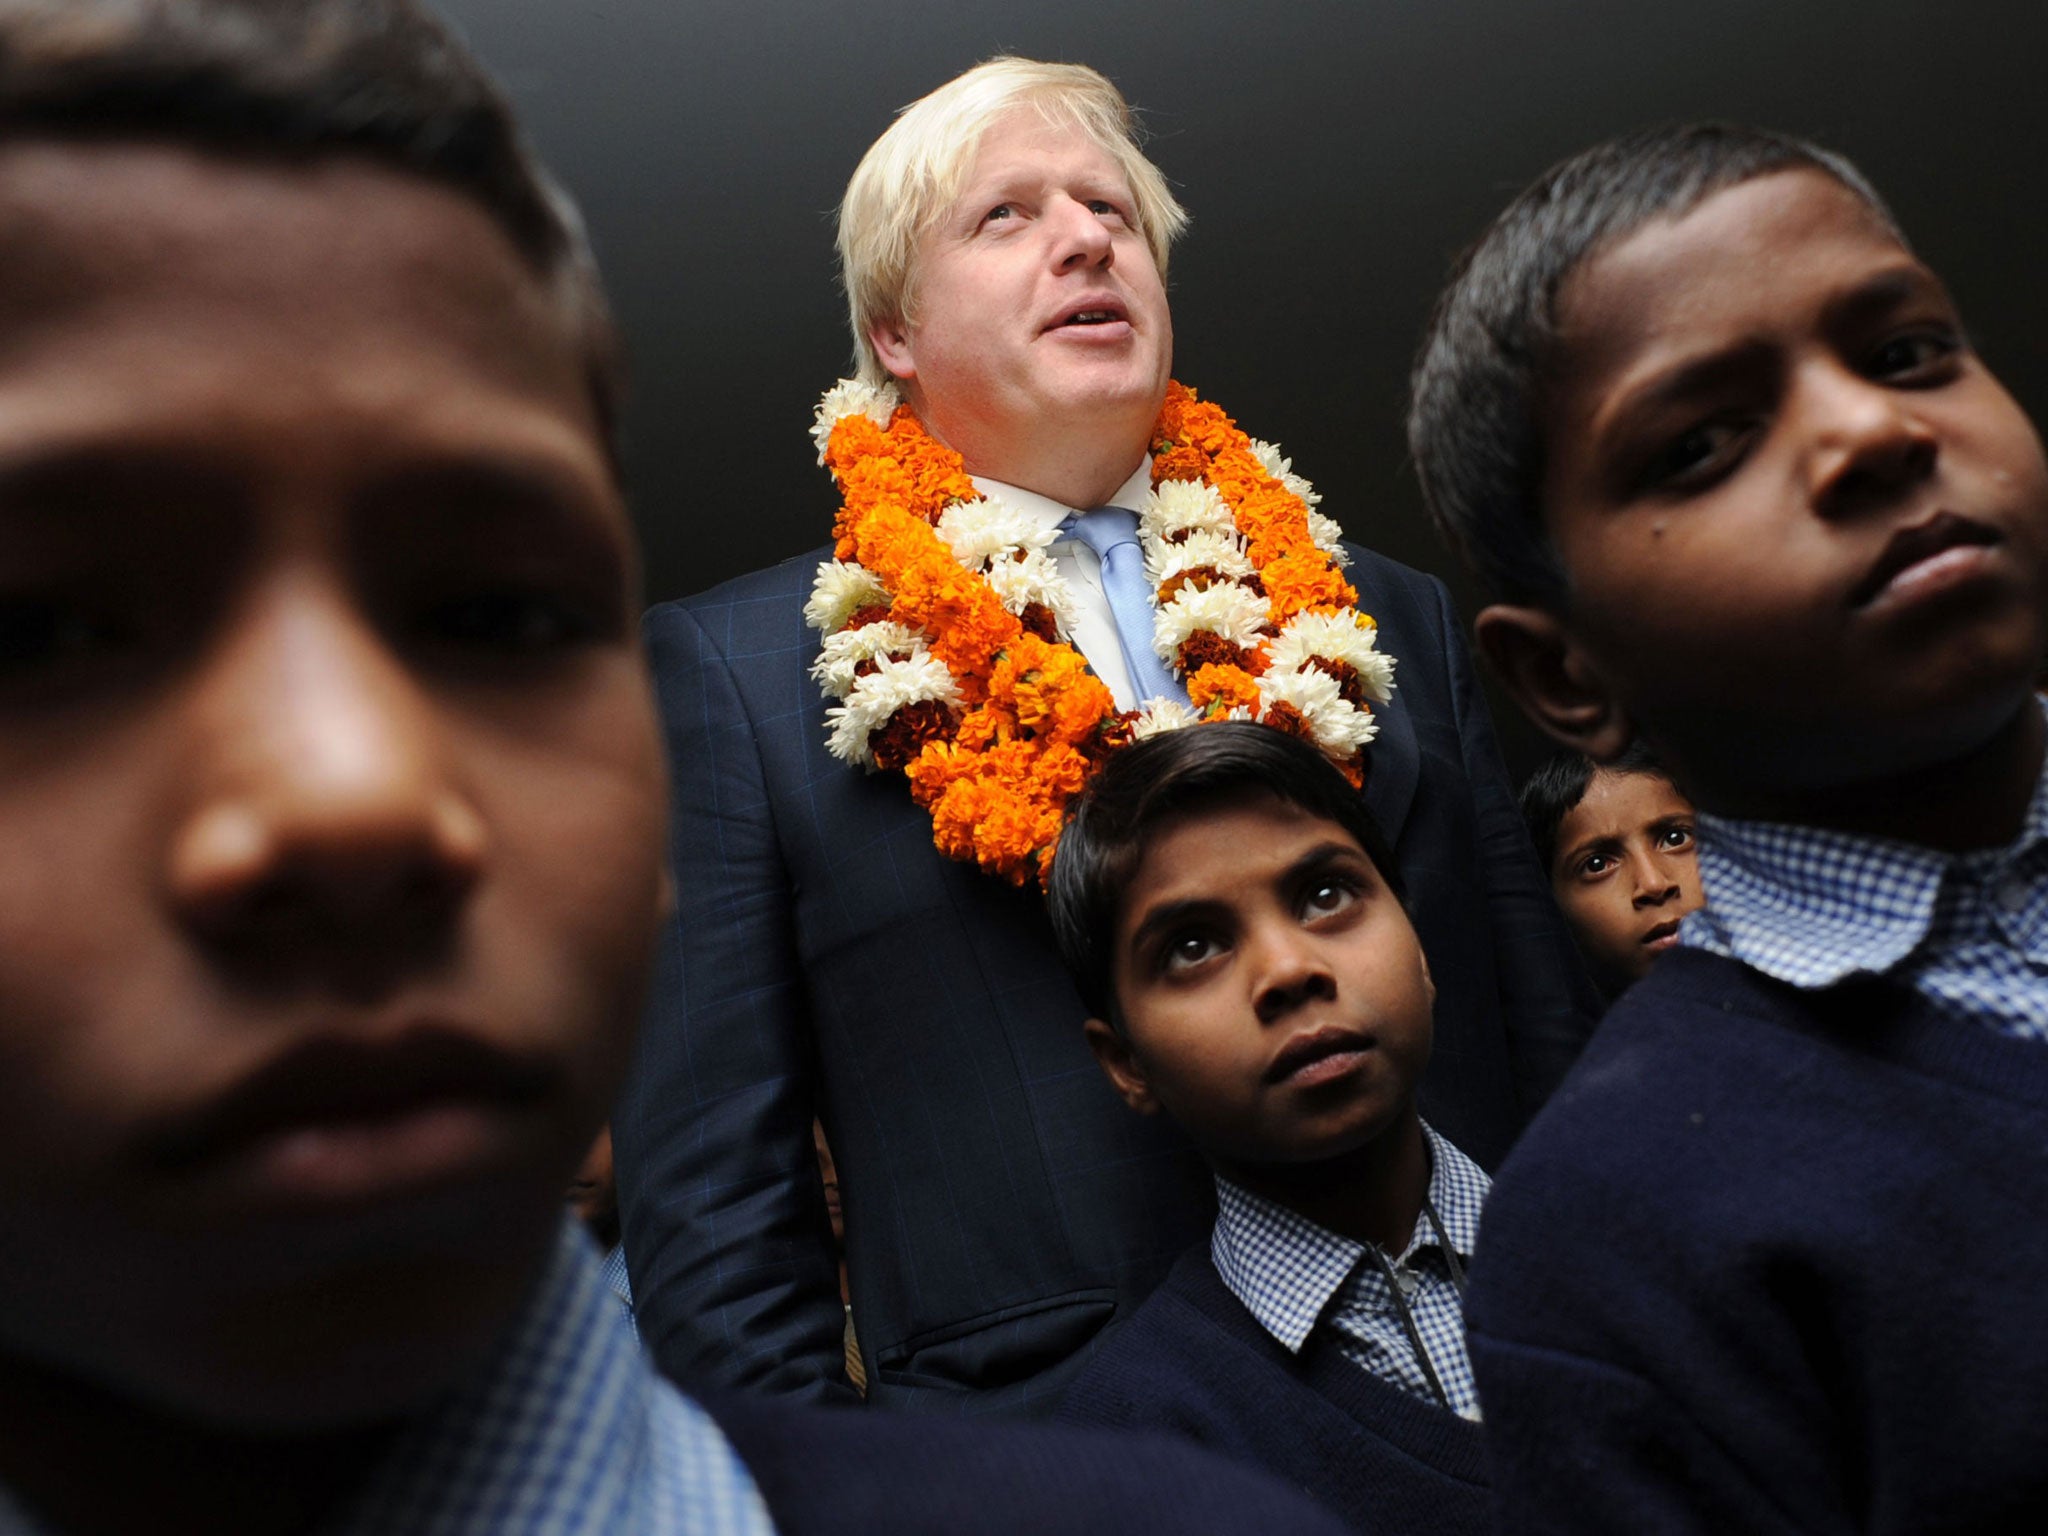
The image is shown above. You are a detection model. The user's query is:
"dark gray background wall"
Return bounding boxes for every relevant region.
[431,0,2048,777]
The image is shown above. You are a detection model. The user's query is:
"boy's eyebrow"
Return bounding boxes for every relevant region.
[1123,839,1372,955]
[1592,260,1948,457]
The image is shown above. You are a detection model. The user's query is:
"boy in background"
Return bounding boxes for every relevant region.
[0,4,1366,1533]
[1520,748,1702,995]
[1411,123,2048,1531]
[1050,724,1491,1535]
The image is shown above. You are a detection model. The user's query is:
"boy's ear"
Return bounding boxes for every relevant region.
[1082,1017,1159,1115]
[1474,603,1637,762]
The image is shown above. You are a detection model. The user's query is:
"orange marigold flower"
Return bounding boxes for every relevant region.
[1188,663,1263,716]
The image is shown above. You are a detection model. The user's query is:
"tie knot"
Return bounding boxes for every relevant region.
[1061,505,1142,559]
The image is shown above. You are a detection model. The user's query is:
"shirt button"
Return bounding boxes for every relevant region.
[1394,1270,1420,1297]
[1998,876,2030,913]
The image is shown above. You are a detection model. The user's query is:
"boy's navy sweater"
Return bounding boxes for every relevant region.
[1467,946,2048,1535]
[1056,1244,1490,1535]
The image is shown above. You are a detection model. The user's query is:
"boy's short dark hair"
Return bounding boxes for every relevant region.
[1048,723,1402,1024]
[1407,122,1896,607]
[1518,740,1667,873]
[0,0,620,469]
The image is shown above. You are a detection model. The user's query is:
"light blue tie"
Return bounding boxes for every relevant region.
[1060,506,1190,706]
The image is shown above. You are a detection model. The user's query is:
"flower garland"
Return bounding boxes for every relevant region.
[806,377,1395,886]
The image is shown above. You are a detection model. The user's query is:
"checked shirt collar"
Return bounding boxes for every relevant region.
[1211,1123,1487,1415]
[1681,698,2048,1040]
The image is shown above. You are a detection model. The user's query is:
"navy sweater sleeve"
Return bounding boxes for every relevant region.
[1467,948,2048,1535]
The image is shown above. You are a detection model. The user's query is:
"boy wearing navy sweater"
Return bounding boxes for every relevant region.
[1048,724,1493,1535]
[1410,123,2048,1532]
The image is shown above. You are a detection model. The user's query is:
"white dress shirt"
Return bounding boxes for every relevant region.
[972,458,1155,712]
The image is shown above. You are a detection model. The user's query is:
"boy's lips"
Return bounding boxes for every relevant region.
[1640,918,1684,951]
[144,1025,558,1211]
[1851,511,2000,609]
[1264,1024,1376,1086]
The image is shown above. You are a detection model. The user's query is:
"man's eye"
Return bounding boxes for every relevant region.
[1086,199,1123,220]
[1869,329,1960,383]
[982,203,1014,225]
[1641,420,1750,492]
[418,590,597,654]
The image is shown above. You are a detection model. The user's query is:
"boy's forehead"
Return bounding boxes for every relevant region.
[1120,796,1363,921]
[0,139,588,418]
[1548,170,1914,418]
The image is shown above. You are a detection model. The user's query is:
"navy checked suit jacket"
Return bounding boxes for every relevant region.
[617,540,1598,1414]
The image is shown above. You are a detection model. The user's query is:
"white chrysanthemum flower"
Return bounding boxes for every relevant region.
[1246,438,1321,508]
[824,651,960,768]
[811,377,901,464]
[1143,526,1255,588]
[1265,611,1397,704]
[809,620,929,700]
[1152,580,1271,664]
[1307,511,1351,567]
[1137,479,1236,551]
[804,560,890,635]
[1258,665,1379,755]
[935,495,1052,569]
[982,551,1081,638]
[1129,697,1200,740]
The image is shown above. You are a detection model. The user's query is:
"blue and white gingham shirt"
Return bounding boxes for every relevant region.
[1211,1123,1488,1419]
[0,1221,774,1536]
[1681,720,2048,1041]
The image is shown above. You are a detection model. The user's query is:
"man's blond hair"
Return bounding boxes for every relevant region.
[837,57,1189,386]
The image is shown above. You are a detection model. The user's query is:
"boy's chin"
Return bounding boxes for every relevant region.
[15,1209,560,1437]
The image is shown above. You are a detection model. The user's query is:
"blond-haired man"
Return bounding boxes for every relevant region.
[618,58,1598,1414]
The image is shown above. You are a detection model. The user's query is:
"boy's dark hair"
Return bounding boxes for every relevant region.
[1407,122,1897,607]
[0,0,619,470]
[1518,741,1670,873]
[1048,722,1403,1024]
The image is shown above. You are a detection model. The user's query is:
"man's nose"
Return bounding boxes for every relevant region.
[1050,195,1114,271]
[163,577,486,953]
[1805,364,1939,520]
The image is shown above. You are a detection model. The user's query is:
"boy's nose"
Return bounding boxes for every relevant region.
[1251,931,1338,1026]
[163,577,486,954]
[1627,849,1682,908]
[1805,366,1939,519]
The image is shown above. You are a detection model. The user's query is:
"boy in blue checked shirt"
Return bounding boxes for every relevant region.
[1049,724,1493,1535]
[0,4,1364,1534]
[1410,123,2048,1532]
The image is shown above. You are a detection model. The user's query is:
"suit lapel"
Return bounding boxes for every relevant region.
[1363,648,1421,850]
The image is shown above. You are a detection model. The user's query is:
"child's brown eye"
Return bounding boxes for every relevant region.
[0,596,138,676]
[418,589,599,655]
[1161,932,1221,974]
[1869,329,1960,382]
[1301,879,1358,919]
[1642,421,1749,492]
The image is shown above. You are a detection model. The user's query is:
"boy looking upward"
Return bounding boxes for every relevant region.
[1410,124,2048,1531]
[1520,748,1702,995]
[1049,724,1492,1535]
[0,4,1367,1534]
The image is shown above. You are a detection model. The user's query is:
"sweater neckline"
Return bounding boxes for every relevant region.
[1168,1248,1488,1483]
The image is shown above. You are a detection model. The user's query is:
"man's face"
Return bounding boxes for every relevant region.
[1537,170,2048,808]
[870,111,1173,480]
[1549,771,1701,988]
[1093,797,1434,1178]
[0,143,666,1429]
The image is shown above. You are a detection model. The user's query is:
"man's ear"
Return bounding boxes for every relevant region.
[1082,1017,1158,1115]
[867,317,916,383]
[1474,602,1637,762]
